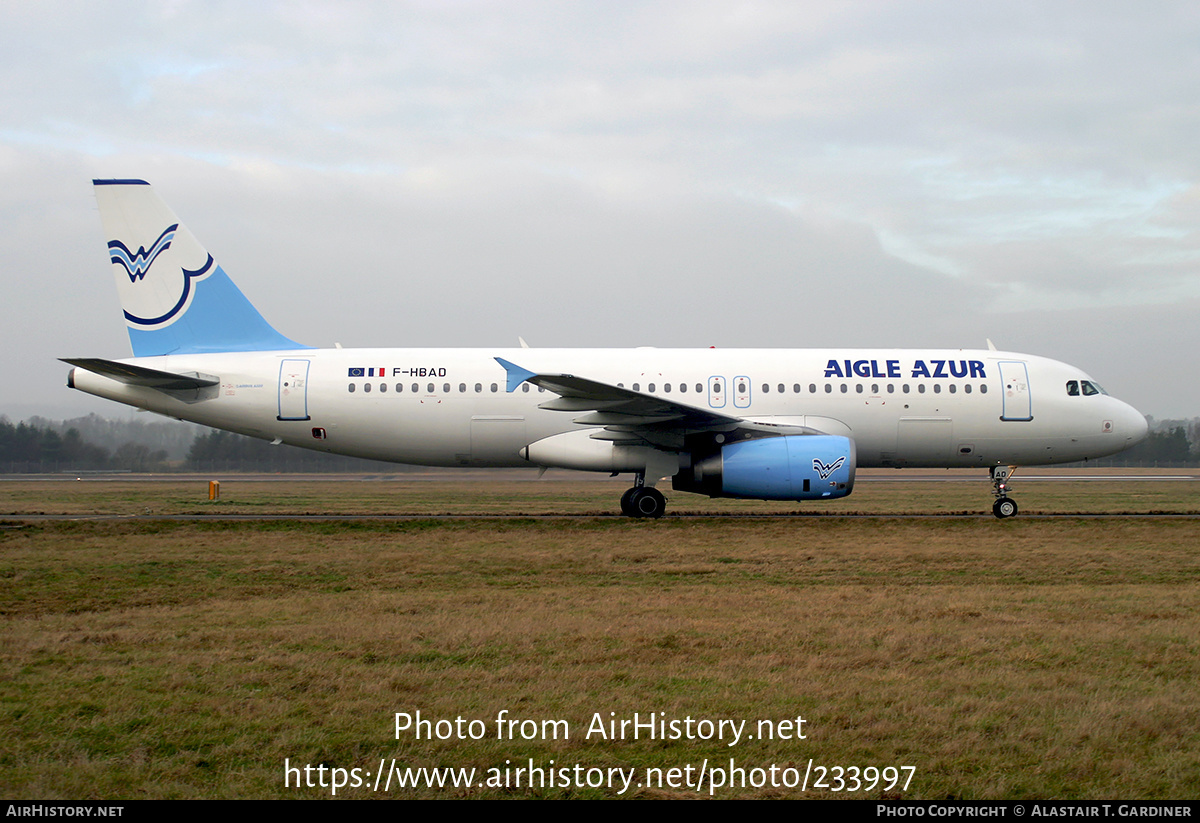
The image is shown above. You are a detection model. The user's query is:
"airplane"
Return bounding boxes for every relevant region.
[64,179,1149,518]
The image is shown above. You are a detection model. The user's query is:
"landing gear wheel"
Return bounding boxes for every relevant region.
[624,487,666,519]
[619,487,638,517]
[990,466,1019,519]
[992,497,1018,519]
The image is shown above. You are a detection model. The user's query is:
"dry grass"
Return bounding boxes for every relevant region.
[2,467,1197,517]
[1,477,1199,798]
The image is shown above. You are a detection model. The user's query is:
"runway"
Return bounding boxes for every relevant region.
[7,511,1199,524]
[3,469,1195,522]
[3,470,1196,483]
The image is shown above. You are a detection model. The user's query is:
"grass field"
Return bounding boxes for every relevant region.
[3,467,1198,516]
[2,474,1199,798]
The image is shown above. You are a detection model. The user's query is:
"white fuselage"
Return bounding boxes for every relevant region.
[69,347,1148,471]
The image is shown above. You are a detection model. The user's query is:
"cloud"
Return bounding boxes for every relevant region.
[2,1,1197,417]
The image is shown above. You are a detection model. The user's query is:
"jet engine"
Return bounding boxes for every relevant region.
[674,434,856,500]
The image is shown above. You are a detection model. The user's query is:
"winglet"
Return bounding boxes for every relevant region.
[494,357,537,392]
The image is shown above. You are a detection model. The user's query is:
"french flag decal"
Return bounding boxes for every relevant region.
[348,367,387,377]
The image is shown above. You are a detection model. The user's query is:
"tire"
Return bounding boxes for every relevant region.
[629,487,666,519]
[992,497,1018,519]
[619,487,638,517]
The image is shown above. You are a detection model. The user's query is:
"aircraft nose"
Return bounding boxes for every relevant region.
[1122,402,1149,446]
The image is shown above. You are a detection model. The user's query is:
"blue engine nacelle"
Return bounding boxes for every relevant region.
[673,435,856,501]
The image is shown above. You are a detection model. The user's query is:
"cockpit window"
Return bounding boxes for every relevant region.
[1066,380,1079,396]
[1081,380,1105,396]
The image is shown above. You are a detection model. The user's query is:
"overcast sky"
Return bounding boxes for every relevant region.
[2,1,1197,421]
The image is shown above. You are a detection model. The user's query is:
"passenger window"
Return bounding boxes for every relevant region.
[964,384,972,394]
[794,383,801,393]
[648,383,656,393]
[825,384,832,393]
[1066,380,1080,396]
[840,384,848,393]
[380,383,387,393]
[761,383,769,393]
[427,383,434,393]
[490,383,498,392]
[902,384,910,394]
[412,383,419,393]
[364,383,372,393]
[396,383,403,393]
[521,384,530,393]
[870,384,878,394]
[778,383,785,393]
[696,383,703,393]
[887,384,894,394]
[459,383,466,393]
[475,383,482,393]
[980,384,988,394]
[348,383,356,393]
[918,384,926,394]
[633,383,640,392]
[663,383,671,393]
[949,384,956,394]
[809,384,816,393]
[933,384,941,394]
[443,383,451,393]
[856,384,863,393]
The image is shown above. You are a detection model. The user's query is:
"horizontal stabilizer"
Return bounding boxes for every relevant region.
[61,358,219,391]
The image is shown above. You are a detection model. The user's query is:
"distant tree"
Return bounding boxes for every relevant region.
[29,412,202,461]
[112,442,169,472]
[0,418,110,471]
[1118,426,1193,465]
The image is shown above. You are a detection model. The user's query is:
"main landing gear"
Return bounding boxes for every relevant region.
[990,465,1019,519]
[620,473,666,518]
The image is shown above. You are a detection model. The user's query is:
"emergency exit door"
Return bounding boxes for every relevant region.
[998,361,1032,422]
[278,359,311,421]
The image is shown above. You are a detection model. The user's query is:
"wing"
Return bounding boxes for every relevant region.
[494,357,821,450]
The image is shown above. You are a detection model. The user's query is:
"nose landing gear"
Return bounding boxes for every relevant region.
[991,465,1019,518]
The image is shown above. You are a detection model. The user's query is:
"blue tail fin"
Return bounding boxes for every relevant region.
[94,179,308,356]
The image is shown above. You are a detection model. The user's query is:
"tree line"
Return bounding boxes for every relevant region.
[2,414,1198,473]
[1099,421,1198,467]
[0,416,410,473]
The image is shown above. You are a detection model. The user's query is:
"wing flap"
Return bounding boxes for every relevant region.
[572,412,685,426]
